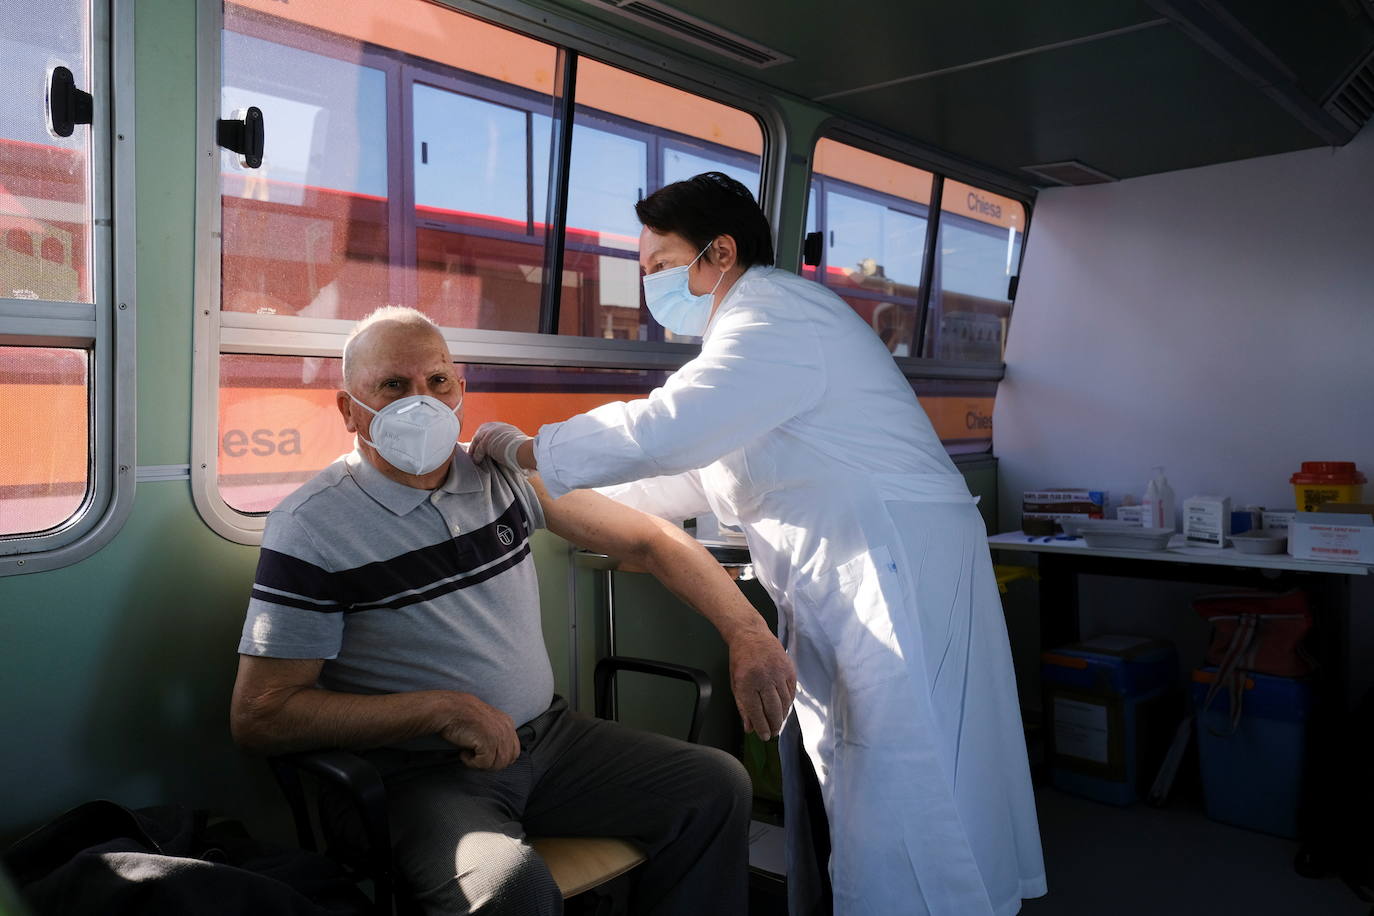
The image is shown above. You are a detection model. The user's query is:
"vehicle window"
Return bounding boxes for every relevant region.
[922,181,1025,362]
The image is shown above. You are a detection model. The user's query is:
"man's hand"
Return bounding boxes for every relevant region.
[469,422,533,472]
[726,626,796,742]
[437,693,521,770]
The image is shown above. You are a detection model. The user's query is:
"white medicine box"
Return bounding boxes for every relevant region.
[1183,496,1231,548]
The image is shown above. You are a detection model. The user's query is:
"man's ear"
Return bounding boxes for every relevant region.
[336,390,358,433]
[711,234,739,271]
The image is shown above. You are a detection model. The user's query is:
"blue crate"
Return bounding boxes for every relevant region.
[1043,635,1179,806]
[1191,667,1311,838]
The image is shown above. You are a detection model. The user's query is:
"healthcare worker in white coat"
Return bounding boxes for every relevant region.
[472,172,1046,916]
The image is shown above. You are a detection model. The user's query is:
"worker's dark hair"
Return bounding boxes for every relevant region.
[635,172,775,268]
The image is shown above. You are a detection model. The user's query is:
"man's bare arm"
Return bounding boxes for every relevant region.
[533,476,796,740]
[229,655,520,769]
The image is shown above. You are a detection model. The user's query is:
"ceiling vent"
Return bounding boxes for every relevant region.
[1019,160,1118,187]
[1323,47,1374,133]
[578,0,792,68]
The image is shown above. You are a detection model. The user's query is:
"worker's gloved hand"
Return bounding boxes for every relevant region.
[469,422,534,472]
[727,625,797,742]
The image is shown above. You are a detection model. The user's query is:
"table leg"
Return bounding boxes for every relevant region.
[604,568,619,719]
[1037,552,1081,650]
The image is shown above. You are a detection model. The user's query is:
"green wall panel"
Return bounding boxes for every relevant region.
[133,0,199,465]
[0,482,262,841]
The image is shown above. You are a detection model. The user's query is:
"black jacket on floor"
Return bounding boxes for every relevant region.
[3,800,370,916]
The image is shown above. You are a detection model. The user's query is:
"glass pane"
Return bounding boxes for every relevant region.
[0,347,89,535]
[218,354,353,513]
[662,146,757,189]
[412,77,558,333]
[559,57,764,340]
[910,378,997,455]
[566,122,647,248]
[0,0,92,303]
[415,226,544,333]
[221,0,561,329]
[464,364,672,434]
[826,190,926,287]
[218,354,669,513]
[220,16,391,319]
[408,55,559,334]
[836,293,920,359]
[414,86,535,225]
[924,180,1025,361]
[809,138,933,354]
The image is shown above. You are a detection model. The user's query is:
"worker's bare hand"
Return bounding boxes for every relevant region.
[437,693,520,770]
[727,627,796,741]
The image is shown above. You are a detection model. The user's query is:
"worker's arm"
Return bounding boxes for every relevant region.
[229,654,519,769]
[534,474,795,740]
[528,302,826,498]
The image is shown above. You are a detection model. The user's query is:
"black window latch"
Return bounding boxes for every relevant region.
[47,66,93,138]
[217,106,265,169]
[802,231,823,266]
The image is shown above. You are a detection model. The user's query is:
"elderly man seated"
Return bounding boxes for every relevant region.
[230,307,795,916]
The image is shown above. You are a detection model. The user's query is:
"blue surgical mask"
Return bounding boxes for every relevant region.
[641,244,726,336]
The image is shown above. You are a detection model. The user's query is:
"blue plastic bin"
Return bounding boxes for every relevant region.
[1191,667,1311,838]
[1042,635,1179,806]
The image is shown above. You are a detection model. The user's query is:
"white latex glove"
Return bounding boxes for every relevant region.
[469,421,533,472]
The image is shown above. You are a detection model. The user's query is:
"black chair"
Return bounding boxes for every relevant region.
[269,656,712,916]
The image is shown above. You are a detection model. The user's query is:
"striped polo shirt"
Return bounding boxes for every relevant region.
[238,447,553,740]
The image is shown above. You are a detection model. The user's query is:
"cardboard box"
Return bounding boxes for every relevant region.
[1288,507,1374,563]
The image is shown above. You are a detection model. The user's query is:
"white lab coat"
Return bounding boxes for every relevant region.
[535,265,1046,915]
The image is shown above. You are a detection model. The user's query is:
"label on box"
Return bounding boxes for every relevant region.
[1297,525,1371,559]
[1289,513,1374,563]
[1024,490,1106,503]
[1262,510,1296,532]
[1023,490,1106,515]
[1054,697,1110,764]
[1023,511,1100,522]
[1184,504,1227,547]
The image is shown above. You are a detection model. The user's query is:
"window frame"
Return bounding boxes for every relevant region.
[0,0,137,576]
[192,0,783,543]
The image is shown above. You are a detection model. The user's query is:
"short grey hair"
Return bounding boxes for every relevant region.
[342,306,444,388]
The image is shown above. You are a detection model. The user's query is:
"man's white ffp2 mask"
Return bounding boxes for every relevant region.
[349,393,461,476]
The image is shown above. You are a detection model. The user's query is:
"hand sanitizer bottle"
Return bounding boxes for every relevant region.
[1142,466,1176,530]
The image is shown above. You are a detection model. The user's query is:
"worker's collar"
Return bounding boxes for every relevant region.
[346,446,484,516]
[703,264,773,338]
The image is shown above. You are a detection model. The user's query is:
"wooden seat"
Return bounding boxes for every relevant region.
[529,836,647,898]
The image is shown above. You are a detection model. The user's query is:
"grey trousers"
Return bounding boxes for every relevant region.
[345,697,751,916]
